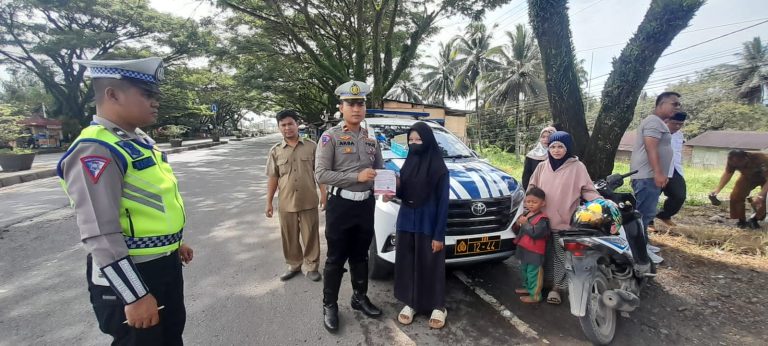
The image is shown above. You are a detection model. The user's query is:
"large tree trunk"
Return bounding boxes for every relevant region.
[584,0,704,178]
[527,0,589,156]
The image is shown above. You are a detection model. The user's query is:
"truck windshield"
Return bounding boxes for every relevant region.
[370,124,475,158]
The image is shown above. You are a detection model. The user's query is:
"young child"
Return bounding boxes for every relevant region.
[513,187,551,303]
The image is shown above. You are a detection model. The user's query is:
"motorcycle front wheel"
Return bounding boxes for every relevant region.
[578,272,616,345]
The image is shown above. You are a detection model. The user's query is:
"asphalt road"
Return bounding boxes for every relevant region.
[0,134,681,345]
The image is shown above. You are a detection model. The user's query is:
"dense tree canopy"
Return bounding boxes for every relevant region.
[0,0,215,136]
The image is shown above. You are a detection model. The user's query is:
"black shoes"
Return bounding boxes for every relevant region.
[279,270,301,281]
[351,293,382,317]
[736,218,761,229]
[323,303,339,332]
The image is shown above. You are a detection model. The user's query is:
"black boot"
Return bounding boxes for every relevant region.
[747,217,761,229]
[322,264,345,332]
[349,261,382,317]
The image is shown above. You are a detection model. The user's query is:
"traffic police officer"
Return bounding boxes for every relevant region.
[58,57,193,345]
[316,80,383,332]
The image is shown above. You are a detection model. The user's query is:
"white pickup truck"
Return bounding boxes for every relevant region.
[363,112,525,279]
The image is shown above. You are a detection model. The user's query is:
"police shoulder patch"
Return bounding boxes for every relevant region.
[80,155,111,184]
[321,134,331,146]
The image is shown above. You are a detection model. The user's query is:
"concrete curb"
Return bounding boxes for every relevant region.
[0,141,227,189]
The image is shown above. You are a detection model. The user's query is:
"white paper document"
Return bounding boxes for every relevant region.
[374,169,397,196]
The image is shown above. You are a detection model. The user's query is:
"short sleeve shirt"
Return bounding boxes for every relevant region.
[314,123,384,192]
[265,139,319,212]
[630,114,672,180]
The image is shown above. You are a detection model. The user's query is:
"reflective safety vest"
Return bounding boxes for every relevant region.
[58,125,186,256]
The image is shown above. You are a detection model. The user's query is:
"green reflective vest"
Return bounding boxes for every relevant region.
[59,125,186,256]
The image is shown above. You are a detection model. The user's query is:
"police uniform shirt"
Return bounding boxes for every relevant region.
[60,116,161,268]
[265,138,320,212]
[315,122,383,192]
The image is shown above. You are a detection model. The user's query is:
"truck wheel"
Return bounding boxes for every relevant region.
[368,239,393,280]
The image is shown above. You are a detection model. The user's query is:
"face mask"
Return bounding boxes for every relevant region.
[408,143,425,154]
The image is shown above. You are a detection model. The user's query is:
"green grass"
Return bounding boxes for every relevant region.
[479,147,735,206]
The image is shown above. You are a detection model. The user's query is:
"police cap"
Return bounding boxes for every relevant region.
[335,80,370,100]
[74,57,164,94]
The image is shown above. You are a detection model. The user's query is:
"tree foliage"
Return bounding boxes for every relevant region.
[0,0,215,135]
[735,36,768,104]
[219,0,511,112]
[528,0,705,178]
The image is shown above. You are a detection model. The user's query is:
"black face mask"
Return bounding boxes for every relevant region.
[408,143,425,154]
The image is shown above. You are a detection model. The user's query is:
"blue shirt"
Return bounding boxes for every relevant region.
[395,173,450,241]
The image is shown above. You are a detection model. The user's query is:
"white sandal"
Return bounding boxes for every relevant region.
[428,308,447,329]
[398,305,416,325]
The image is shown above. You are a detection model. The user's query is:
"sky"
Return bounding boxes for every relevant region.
[149,0,768,110]
[3,0,766,111]
[422,0,767,108]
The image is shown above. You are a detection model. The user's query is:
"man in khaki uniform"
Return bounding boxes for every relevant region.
[316,80,384,333]
[711,150,768,229]
[266,110,326,281]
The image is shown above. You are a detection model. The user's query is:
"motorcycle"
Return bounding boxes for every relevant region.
[560,171,655,345]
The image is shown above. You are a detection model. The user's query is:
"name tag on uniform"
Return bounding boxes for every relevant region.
[132,156,157,170]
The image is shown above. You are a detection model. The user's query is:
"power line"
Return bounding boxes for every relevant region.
[588,45,746,82]
[660,19,768,57]
[571,0,606,16]
[575,17,768,53]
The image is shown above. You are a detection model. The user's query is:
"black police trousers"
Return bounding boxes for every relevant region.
[656,170,687,220]
[86,251,186,346]
[322,195,375,305]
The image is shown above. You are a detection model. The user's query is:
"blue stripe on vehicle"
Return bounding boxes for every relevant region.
[447,163,480,199]
[465,165,495,197]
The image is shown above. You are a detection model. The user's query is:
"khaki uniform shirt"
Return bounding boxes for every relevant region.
[266,138,320,212]
[60,116,163,268]
[727,151,768,183]
[315,122,383,192]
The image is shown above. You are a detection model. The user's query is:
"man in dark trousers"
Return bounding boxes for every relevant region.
[652,111,688,230]
[58,57,193,345]
[315,80,383,332]
[710,150,768,229]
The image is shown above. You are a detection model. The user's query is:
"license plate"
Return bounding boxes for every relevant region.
[454,236,501,256]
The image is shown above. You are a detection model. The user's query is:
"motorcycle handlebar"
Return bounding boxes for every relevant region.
[619,170,638,179]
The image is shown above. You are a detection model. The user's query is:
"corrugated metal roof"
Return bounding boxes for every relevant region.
[686,131,768,150]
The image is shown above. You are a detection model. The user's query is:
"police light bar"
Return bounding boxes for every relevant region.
[366,109,429,118]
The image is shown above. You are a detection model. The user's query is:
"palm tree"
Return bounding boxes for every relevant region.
[451,22,499,108]
[735,37,768,104]
[483,24,544,156]
[451,22,499,146]
[420,41,459,105]
[385,74,424,104]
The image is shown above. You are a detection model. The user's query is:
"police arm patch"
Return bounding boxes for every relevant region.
[321,134,331,146]
[80,155,111,184]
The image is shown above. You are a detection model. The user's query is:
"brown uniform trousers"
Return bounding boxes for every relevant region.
[729,152,768,220]
[279,208,320,271]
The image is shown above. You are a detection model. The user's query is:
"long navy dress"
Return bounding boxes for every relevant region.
[394,173,450,313]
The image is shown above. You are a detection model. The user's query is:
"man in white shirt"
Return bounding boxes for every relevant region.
[653,111,687,229]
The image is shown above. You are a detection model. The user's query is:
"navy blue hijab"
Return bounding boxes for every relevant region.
[547,131,575,171]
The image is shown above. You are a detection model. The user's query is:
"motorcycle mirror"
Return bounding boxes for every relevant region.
[606,174,624,186]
